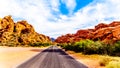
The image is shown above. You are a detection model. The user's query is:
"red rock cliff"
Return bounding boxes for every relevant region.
[55,21,120,43]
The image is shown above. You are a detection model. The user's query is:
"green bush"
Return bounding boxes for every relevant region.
[62,43,74,51]
[84,40,100,54]
[74,39,91,52]
[113,41,120,56]
[74,41,84,52]
[58,40,120,56]
[42,43,51,46]
[29,42,51,47]
[75,40,104,54]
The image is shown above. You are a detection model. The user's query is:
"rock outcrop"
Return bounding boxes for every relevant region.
[93,21,120,43]
[0,15,51,46]
[55,21,120,43]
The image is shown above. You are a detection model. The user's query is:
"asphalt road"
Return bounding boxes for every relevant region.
[17,46,88,68]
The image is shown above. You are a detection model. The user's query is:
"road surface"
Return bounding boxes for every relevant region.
[17,46,88,68]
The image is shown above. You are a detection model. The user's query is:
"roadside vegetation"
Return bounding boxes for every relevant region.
[100,56,120,68]
[57,39,120,68]
[29,42,51,47]
[0,42,52,47]
[58,39,120,56]
[66,51,120,68]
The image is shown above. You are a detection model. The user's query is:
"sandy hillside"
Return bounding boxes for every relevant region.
[0,46,46,68]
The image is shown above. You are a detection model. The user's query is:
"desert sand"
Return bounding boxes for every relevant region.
[0,46,46,68]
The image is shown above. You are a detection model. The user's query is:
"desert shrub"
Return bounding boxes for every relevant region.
[99,57,112,66]
[57,43,67,47]
[1,42,19,47]
[59,40,105,54]
[101,41,120,56]
[83,41,116,55]
[106,61,120,68]
[99,43,114,55]
[74,40,84,52]
[93,41,104,54]
[42,43,51,46]
[113,41,120,56]
[58,39,120,56]
[74,39,93,52]
[29,42,42,47]
[29,42,51,47]
[62,43,75,51]
[75,40,104,54]
[84,41,101,54]
[99,56,120,67]
[81,39,94,54]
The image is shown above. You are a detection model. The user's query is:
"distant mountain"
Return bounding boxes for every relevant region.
[55,21,120,43]
[0,15,51,46]
[51,38,55,42]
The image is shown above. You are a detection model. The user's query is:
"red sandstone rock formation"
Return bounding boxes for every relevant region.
[0,15,51,46]
[55,21,120,43]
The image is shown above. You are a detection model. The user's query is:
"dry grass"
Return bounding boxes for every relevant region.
[66,51,120,68]
[0,46,47,68]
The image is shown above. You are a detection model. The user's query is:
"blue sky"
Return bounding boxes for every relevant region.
[59,0,93,15]
[0,0,120,38]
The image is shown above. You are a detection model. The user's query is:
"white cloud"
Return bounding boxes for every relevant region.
[49,0,60,12]
[0,0,120,38]
[61,0,76,14]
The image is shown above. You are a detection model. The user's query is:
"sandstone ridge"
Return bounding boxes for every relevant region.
[55,21,120,43]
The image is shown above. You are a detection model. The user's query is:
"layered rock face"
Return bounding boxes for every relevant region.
[93,21,120,43]
[55,21,120,43]
[0,15,51,46]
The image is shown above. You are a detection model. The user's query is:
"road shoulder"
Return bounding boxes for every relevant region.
[0,47,46,68]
